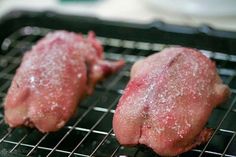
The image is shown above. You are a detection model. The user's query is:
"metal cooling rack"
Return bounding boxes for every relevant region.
[0,26,236,157]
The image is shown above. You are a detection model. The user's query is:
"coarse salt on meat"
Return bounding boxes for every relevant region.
[113,47,230,156]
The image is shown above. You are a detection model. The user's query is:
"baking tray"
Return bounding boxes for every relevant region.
[0,10,236,157]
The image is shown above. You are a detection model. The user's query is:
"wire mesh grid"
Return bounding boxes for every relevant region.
[0,26,236,157]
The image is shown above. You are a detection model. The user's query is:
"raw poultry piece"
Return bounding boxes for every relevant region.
[4,31,124,132]
[113,47,230,156]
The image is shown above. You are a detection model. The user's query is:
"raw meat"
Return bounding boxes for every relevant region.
[113,47,230,156]
[4,31,124,132]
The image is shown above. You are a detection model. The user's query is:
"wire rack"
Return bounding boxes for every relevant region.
[0,26,236,157]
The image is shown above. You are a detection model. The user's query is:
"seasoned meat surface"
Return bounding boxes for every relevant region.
[4,31,124,132]
[113,47,230,156]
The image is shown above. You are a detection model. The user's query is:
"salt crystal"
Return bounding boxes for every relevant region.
[77,73,82,79]
[51,102,59,111]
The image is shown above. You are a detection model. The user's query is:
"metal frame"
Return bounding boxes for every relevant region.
[0,26,236,157]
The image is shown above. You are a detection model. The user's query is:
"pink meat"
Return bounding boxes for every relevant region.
[4,31,124,132]
[113,47,230,156]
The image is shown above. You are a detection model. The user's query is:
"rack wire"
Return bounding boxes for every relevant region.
[0,26,236,157]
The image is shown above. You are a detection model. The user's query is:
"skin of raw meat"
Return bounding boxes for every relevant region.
[4,31,124,132]
[113,47,230,156]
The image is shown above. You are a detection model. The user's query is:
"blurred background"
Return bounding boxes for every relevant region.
[0,0,236,31]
